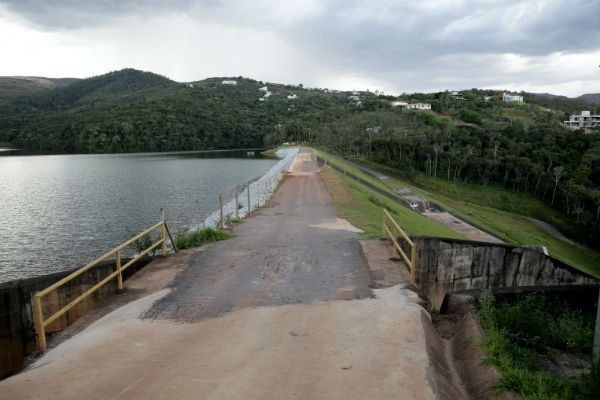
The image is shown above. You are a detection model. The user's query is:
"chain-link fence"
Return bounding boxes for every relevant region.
[195,147,299,230]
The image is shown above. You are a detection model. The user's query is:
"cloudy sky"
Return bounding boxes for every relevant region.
[0,0,599,96]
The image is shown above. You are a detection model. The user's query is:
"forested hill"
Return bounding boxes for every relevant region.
[0,69,353,152]
[0,68,599,249]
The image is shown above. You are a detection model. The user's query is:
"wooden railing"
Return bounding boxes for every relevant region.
[33,220,170,351]
[381,208,417,283]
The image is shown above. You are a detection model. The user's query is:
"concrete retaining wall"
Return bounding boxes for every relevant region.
[410,237,599,311]
[0,257,151,379]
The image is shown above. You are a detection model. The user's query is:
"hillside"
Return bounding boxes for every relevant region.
[0,76,78,104]
[577,93,600,104]
[0,69,354,153]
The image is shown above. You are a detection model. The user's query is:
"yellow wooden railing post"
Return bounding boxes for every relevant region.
[382,208,417,281]
[115,249,123,290]
[32,220,169,352]
[392,225,399,257]
[161,222,167,256]
[33,294,46,351]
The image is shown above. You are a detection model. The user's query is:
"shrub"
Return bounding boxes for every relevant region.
[174,227,230,250]
[134,233,160,255]
[477,291,599,399]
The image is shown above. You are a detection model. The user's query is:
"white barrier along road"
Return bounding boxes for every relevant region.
[199,147,299,230]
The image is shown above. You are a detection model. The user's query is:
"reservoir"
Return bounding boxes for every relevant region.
[0,150,277,283]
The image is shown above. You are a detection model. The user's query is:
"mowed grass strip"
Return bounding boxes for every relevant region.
[316,150,394,194]
[319,166,465,240]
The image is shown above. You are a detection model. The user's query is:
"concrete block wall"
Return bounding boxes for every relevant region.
[410,237,598,311]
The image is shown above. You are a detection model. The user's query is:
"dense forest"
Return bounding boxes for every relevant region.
[0,68,599,248]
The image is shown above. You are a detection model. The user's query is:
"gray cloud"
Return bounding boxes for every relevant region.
[1,0,599,95]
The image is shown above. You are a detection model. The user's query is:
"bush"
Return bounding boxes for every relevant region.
[477,291,599,400]
[134,233,161,255]
[174,227,230,250]
[491,293,594,354]
[457,108,483,125]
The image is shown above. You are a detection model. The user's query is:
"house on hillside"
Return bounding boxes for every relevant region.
[287,94,298,100]
[390,101,408,108]
[451,91,465,100]
[502,92,523,102]
[407,103,431,110]
[222,80,238,85]
[258,86,268,92]
[563,111,600,132]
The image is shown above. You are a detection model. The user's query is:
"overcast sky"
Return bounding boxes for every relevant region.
[0,0,599,96]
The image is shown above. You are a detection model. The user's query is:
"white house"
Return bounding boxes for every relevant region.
[263,91,272,98]
[502,92,523,102]
[407,103,431,110]
[390,101,408,108]
[563,111,600,132]
[258,86,268,92]
[451,91,465,100]
[287,94,298,100]
[222,80,238,85]
[348,95,360,102]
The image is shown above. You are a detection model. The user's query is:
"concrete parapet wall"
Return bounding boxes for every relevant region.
[410,237,599,311]
[0,257,151,379]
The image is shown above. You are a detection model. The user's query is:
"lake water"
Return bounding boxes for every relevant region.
[0,150,277,283]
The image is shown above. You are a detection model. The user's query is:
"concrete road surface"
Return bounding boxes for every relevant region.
[0,149,436,400]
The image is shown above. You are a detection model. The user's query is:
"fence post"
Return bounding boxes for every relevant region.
[161,211,167,256]
[410,244,417,285]
[392,225,399,257]
[247,185,251,213]
[235,190,239,218]
[33,294,46,351]
[116,249,123,290]
[219,194,224,229]
[594,286,600,365]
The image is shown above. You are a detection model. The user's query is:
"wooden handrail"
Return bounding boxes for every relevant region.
[33,221,169,351]
[381,208,418,284]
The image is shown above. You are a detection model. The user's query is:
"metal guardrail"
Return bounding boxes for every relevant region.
[381,208,417,283]
[33,220,170,351]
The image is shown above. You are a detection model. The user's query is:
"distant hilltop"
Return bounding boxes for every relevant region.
[0,76,79,102]
[1,69,598,106]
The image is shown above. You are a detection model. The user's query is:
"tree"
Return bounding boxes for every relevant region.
[551,166,565,205]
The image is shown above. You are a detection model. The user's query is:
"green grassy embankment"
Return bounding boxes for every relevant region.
[350,159,600,278]
[318,163,465,240]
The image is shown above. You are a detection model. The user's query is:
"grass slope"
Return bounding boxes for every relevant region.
[352,159,600,278]
[319,166,465,240]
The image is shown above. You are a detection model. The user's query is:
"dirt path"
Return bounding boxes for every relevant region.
[0,149,437,400]
[423,211,504,243]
